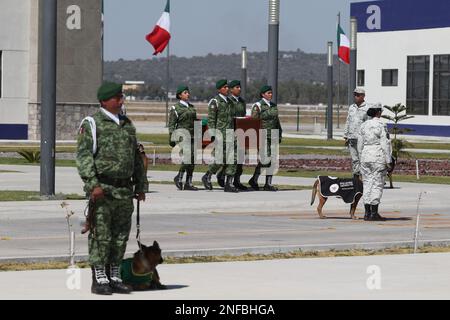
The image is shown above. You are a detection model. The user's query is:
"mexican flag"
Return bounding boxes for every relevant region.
[337,24,350,64]
[146,0,171,55]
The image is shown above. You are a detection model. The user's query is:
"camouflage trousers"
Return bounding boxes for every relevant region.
[347,139,361,175]
[180,140,195,174]
[209,139,237,176]
[360,162,387,205]
[89,196,134,266]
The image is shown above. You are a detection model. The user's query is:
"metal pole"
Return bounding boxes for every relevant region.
[241,47,248,101]
[165,43,170,127]
[413,192,423,254]
[327,42,334,140]
[337,12,341,128]
[296,106,300,132]
[349,17,358,105]
[40,0,57,197]
[101,0,104,81]
[268,0,280,104]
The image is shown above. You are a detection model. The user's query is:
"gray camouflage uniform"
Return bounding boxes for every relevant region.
[357,117,392,205]
[344,102,370,175]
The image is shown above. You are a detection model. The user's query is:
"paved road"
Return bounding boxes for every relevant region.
[1,165,449,262]
[1,253,450,300]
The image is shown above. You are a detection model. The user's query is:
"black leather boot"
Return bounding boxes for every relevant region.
[109,265,131,294]
[233,165,248,191]
[201,171,213,190]
[263,176,278,191]
[217,169,225,188]
[184,173,198,191]
[91,266,113,295]
[370,204,386,221]
[364,204,371,221]
[248,165,261,191]
[174,170,184,190]
[224,176,239,193]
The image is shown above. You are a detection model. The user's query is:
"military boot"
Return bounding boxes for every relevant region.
[174,170,184,191]
[233,175,248,191]
[370,204,386,221]
[217,170,225,188]
[248,166,261,191]
[109,265,131,294]
[364,204,372,221]
[184,173,198,191]
[201,171,213,190]
[263,176,278,192]
[224,176,239,193]
[91,265,112,295]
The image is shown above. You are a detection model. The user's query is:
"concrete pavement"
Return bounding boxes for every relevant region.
[1,164,450,262]
[1,252,450,299]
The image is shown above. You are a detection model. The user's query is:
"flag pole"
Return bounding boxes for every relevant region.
[165,42,170,127]
[165,0,171,128]
[337,12,341,129]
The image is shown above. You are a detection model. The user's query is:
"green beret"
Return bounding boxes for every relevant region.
[176,85,189,96]
[260,85,272,95]
[216,79,228,90]
[97,82,122,101]
[229,80,241,88]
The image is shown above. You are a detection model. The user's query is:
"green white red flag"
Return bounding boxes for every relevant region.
[146,0,171,55]
[337,24,350,64]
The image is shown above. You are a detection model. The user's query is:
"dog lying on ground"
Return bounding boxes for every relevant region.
[310,176,363,220]
[120,241,166,291]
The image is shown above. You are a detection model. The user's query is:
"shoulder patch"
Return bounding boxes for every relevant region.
[208,99,218,109]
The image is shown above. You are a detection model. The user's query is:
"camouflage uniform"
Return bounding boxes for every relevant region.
[357,117,392,206]
[249,98,282,191]
[229,95,247,187]
[207,94,237,176]
[168,101,197,178]
[344,102,370,175]
[76,110,148,266]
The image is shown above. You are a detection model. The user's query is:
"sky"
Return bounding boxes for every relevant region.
[104,0,368,61]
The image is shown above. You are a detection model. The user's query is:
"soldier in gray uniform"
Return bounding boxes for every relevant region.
[358,104,393,221]
[344,88,370,179]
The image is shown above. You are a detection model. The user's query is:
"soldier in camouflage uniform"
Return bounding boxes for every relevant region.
[168,85,198,191]
[201,79,239,193]
[228,80,248,190]
[76,82,148,295]
[358,104,392,221]
[344,88,370,179]
[248,85,282,191]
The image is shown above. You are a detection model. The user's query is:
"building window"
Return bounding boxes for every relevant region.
[406,56,430,115]
[357,70,365,87]
[382,69,398,86]
[433,55,450,116]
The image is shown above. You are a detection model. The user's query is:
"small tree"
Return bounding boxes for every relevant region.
[382,103,414,162]
[382,103,414,189]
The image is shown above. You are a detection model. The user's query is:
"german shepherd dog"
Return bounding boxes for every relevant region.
[310,177,362,220]
[121,241,166,291]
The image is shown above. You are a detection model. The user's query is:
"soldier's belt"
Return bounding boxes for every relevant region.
[98,175,132,188]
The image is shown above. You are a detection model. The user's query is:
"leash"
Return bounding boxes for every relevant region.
[135,197,151,272]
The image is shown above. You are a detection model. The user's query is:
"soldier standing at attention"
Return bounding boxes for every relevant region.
[168,85,198,191]
[358,104,393,221]
[202,79,239,193]
[76,82,148,295]
[228,80,248,191]
[248,85,282,191]
[344,88,370,179]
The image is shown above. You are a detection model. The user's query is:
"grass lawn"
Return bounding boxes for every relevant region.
[1,245,450,271]
[0,191,85,201]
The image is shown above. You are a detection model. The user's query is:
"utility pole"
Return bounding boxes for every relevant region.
[40,0,57,197]
[349,17,358,105]
[327,42,334,140]
[268,0,280,103]
[241,47,248,101]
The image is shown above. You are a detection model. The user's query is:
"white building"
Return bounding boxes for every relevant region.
[352,0,450,136]
[0,0,102,140]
